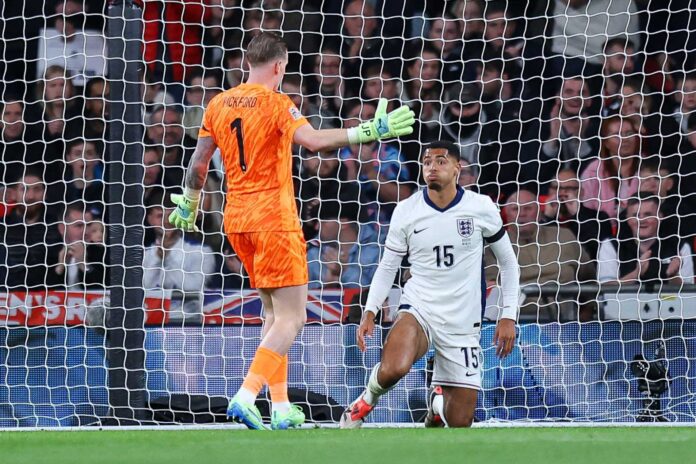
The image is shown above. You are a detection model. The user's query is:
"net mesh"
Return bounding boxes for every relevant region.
[1,0,696,427]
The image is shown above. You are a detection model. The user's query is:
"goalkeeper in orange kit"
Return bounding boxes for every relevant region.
[168,32,415,430]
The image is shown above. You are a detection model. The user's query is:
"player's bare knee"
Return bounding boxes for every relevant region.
[446,412,474,428]
[443,400,474,428]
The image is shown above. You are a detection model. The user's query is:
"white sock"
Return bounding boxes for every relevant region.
[235,387,257,405]
[432,394,444,417]
[272,402,291,415]
[364,363,390,406]
[441,411,449,428]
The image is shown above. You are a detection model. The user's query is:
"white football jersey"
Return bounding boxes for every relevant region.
[385,186,504,335]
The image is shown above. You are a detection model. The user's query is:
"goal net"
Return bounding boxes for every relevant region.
[1,0,696,427]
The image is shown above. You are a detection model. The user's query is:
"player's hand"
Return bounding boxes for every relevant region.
[354,98,415,143]
[357,310,377,352]
[494,318,516,359]
[169,193,200,232]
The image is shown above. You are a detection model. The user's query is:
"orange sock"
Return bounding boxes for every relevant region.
[268,355,289,404]
[241,347,284,397]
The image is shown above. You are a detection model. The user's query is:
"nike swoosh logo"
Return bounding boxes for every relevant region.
[414,228,428,234]
[465,372,476,377]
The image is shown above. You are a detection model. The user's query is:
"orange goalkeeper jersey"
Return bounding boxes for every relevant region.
[199,83,309,233]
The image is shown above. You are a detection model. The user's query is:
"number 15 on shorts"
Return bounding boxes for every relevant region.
[461,347,480,369]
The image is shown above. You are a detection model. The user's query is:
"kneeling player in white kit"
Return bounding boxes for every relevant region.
[340,141,520,428]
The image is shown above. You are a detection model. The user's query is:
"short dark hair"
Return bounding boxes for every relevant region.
[22,168,45,183]
[423,141,461,161]
[245,32,288,66]
[282,73,303,89]
[639,156,673,175]
[484,1,508,18]
[64,201,86,220]
[362,63,392,79]
[626,191,660,210]
[85,77,106,97]
[0,95,23,113]
[603,35,634,52]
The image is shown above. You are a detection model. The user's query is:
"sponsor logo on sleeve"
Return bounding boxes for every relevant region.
[289,107,302,120]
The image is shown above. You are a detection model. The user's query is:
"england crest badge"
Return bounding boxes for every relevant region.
[457,218,474,237]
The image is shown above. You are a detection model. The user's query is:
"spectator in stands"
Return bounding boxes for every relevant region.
[638,158,696,239]
[439,82,515,197]
[282,74,325,128]
[401,45,442,136]
[616,77,681,158]
[452,0,484,42]
[598,194,694,285]
[183,68,224,140]
[311,47,345,127]
[673,71,696,134]
[601,36,639,101]
[241,7,283,43]
[298,148,361,240]
[360,64,401,112]
[60,139,103,210]
[145,104,195,189]
[55,202,105,289]
[477,59,521,123]
[142,202,216,296]
[82,77,109,147]
[546,77,599,166]
[580,116,641,219]
[341,0,397,77]
[35,65,83,144]
[542,169,612,260]
[223,48,246,90]
[85,214,104,245]
[0,98,44,185]
[0,171,62,290]
[200,0,240,69]
[339,101,411,222]
[548,0,640,79]
[458,159,478,190]
[676,113,696,224]
[37,0,106,87]
[142,72,175,115]
[521,76,599,191]
[481,2,524,68]
[427,15,464,84]
[486,188,594,321]
[307,216,380,289]
[360,63,417,164]
[143,145,165,205]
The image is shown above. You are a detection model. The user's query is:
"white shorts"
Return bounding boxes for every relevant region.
[399,305,482,390]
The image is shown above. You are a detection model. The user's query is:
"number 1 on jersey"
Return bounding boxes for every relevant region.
[230,118,247,172]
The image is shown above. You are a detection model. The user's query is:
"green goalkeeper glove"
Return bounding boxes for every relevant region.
[169,189,201,233]
[347,98,415,144]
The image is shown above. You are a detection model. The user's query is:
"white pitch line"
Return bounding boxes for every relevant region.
[2,422,696,432]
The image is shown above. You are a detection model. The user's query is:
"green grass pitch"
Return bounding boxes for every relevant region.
[2,427,695,464]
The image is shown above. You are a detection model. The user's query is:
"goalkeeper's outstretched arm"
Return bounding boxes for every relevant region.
[293,98,415,152]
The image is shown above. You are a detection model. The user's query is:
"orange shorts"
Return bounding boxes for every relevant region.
[227,230,308,289]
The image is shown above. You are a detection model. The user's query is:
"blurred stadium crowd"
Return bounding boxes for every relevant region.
[0,0,695,322]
